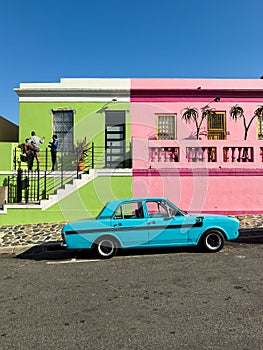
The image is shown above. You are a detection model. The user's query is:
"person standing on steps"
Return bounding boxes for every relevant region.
[28,131,45,170]
[22,138,35,170]
[49,134,58,171]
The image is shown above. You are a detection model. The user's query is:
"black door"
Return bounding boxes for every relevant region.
[105,111,126,168]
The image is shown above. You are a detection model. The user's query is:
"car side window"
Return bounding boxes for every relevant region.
[146,201,167,218]
[114,201,144,219]
[146,200,177,218]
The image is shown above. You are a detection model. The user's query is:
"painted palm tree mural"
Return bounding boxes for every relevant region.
[181,107,216,140]
[229,105,263,140]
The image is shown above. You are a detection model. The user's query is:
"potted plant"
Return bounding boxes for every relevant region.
[76,137,89,171]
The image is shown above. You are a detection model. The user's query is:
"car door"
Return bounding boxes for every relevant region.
[110,201,149,248]
[145,200,195,246]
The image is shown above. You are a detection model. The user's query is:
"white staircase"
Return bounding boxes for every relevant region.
[41,169,98,210]
[0,168,132,214]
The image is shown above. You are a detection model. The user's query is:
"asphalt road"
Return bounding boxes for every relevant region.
[0,240,262,350]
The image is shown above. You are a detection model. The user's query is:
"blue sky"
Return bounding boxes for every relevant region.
[1,0,263,125]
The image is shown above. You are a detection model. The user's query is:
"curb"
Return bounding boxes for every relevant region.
[0,244,35,255]
[0,243,63,256]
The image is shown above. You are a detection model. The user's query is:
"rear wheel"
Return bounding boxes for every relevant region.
[94,236,118,259]
[201,230,225,252]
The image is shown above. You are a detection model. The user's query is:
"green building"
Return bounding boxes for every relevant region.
[0,78,132,226]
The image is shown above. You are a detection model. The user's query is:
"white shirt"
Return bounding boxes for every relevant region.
[28,135,45,148]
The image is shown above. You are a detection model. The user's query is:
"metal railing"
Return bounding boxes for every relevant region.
[7,169,79,204]
[9,142,132,204]
[10,148,81,204]
[85,142,132,169]
[13,147,80,172]
[13,142,132,172]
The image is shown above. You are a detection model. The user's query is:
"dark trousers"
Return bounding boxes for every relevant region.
[51,151,57,171]
[28,152,34,171]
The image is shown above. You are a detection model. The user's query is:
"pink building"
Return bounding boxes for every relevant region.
[130,78,263,214]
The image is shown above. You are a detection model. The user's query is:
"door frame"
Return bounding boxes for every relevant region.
[105,110,126,168]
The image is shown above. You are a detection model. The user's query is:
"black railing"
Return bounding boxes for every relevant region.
[7,169,79,204]
[13,142,132,172]
[8,142,132,204]
[14,147,80,172]
[84,142,132,169]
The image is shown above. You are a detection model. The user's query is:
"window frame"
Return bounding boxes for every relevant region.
[257,115,263,140]
[113,201,144,220]
[156,114,176,140]
[51,109,75,152]
[207,111,226,140]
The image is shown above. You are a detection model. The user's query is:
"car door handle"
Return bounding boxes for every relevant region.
[114,223,122,227]
[147,221,156,225]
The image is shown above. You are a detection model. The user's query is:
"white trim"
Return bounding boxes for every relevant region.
[18,78,131,89]
[96,169,132,176]
[0,171,17,175]
[14,78,131,102]
[17,96,130,102]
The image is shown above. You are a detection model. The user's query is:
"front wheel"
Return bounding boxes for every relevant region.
[201,230,225,253]
[94,236,118,259]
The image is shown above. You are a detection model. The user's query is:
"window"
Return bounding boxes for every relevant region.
[258,116,263,140]
[146,200,177,218]
[114,201,144,219]
[207,112,226,140]
[157,114,176,140]
[52,109,74,151]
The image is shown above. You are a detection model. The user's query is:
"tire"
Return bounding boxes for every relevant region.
[201,230,225,253]
[94,236,118,259]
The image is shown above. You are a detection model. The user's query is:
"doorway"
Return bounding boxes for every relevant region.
[105,111,126,168]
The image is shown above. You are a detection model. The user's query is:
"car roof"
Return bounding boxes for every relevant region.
[107,197,167,206]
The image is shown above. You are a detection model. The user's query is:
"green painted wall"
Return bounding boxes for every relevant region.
[0,143,17,171]
[0,176,132,226]
[0,175,8,187]
[0,101,131,225]
[19,101,130,151]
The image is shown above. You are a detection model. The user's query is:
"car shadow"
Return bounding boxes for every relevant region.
[15,235,263,261]
[16,242,199,261]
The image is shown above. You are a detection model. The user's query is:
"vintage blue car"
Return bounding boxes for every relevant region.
[61,197,240,258]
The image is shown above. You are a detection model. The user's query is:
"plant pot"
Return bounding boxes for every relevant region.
[78,161,85,171]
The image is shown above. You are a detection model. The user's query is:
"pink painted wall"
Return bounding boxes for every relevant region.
[131,78,263,142]
[132,169,263,215]
[130,78,263,214]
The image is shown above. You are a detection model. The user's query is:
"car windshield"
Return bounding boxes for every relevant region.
[96,201,117,219]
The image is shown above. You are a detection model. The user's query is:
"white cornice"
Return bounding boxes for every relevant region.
[14,78,131,102]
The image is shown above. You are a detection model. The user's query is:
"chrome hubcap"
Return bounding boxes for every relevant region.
[206,233,222,250]
[98,239,114,257]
